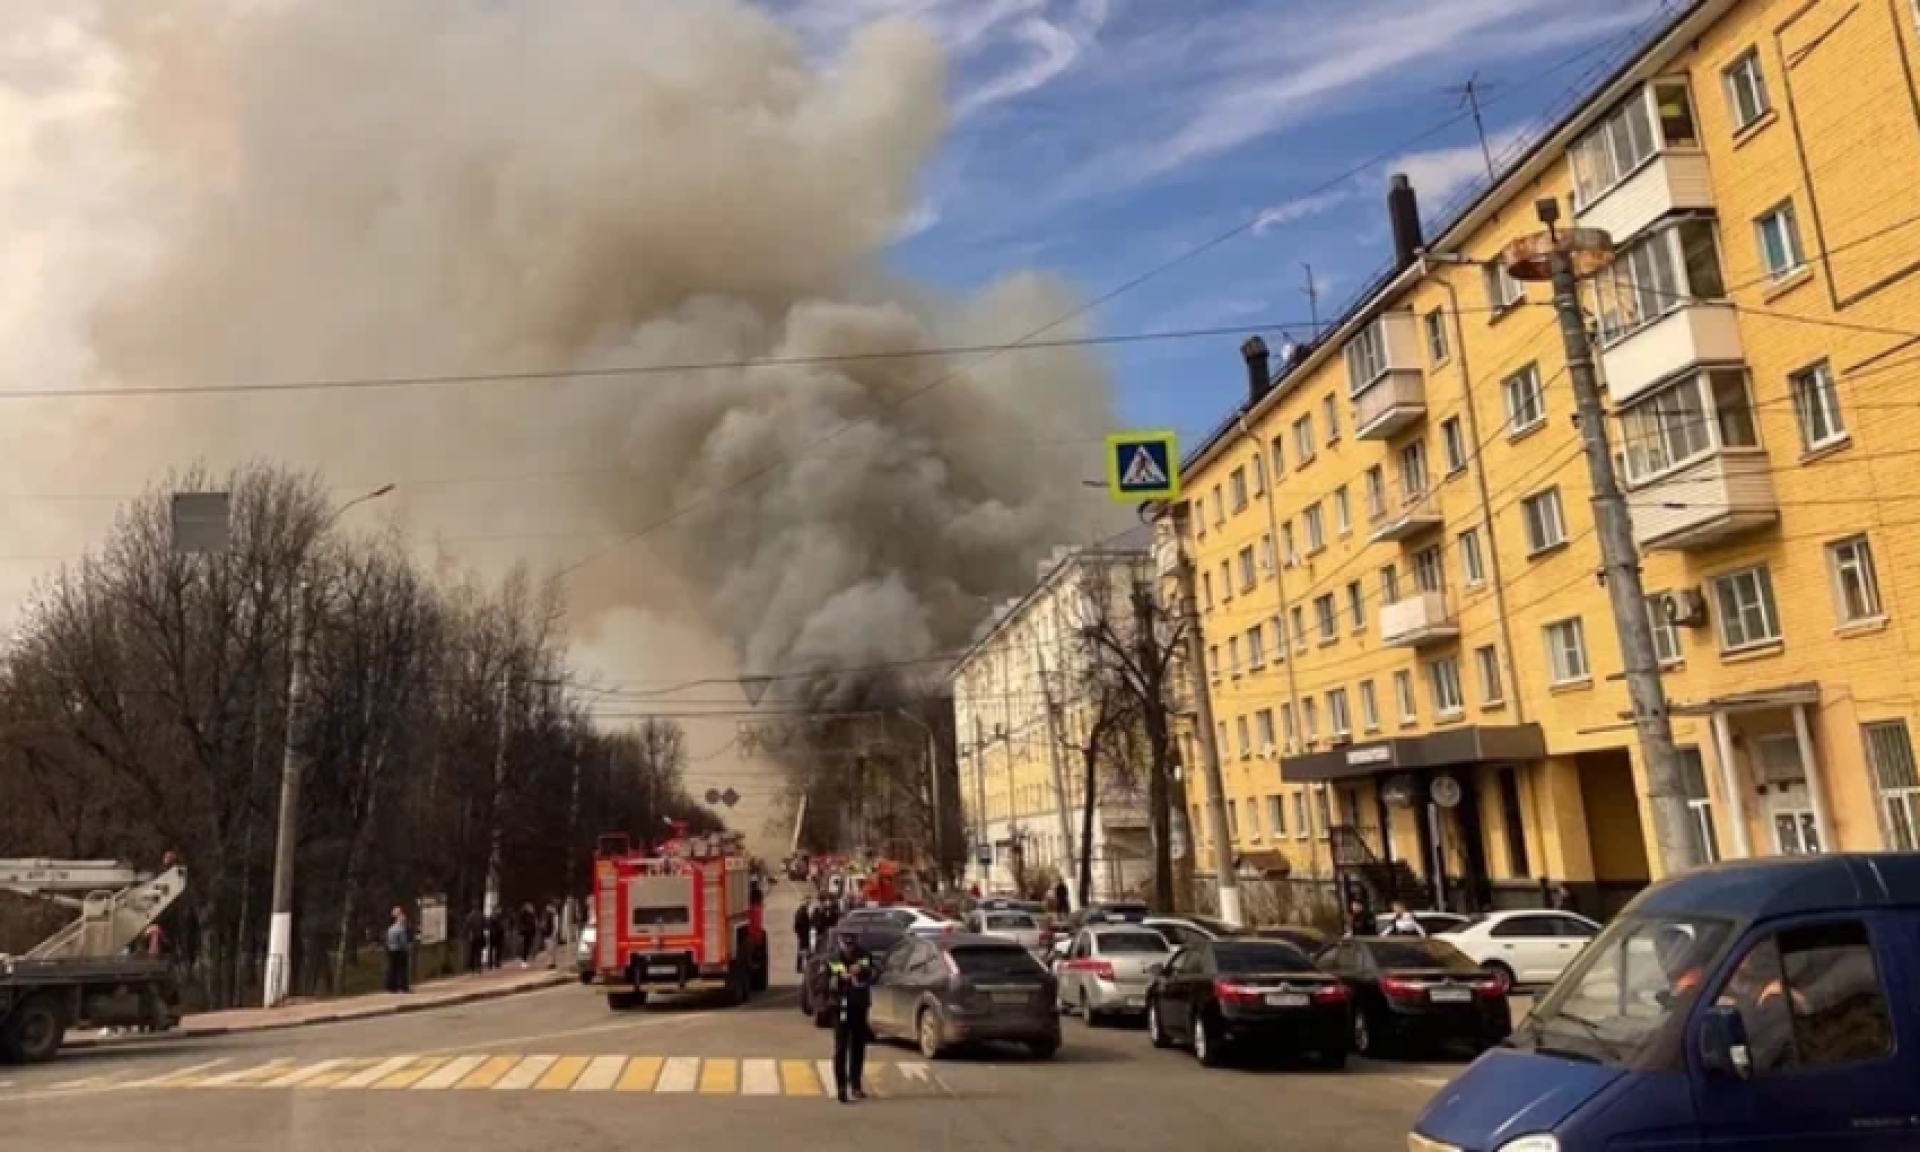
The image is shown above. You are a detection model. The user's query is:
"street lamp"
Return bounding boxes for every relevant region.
[263,481,394,1008]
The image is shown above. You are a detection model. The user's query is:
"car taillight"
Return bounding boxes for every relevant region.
[1087,960,1115,982]
[1212,978,1263,1005]
[1312,982,1349,1004]
[1472,978,1505,998]
[1380,976,1426,1001]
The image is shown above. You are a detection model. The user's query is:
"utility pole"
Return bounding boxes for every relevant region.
[1029,637,1080,910]
[263,583,310,1008]
[1169,504,1243,924]
[484,675,512,918]
[1503,198,1702,877]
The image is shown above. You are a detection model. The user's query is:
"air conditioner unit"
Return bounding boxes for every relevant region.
[1660,588,1710,629]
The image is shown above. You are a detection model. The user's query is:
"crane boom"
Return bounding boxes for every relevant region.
[0,859,188,961]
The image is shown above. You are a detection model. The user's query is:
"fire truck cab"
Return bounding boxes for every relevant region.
[589,829,768,1010]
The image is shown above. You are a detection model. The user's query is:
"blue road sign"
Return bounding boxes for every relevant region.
[1105,431,1180,501]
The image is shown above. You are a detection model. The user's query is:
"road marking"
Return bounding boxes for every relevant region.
[570,1055,626,1092]
[656,1056,699,1093]
[740,1059,780,1096]
[124,1059,230,1089]
[495,1055,556,1090]
[698,1057,738,1095]
[415,1056,486,1090]
[262,1059,347,1089]
[374,1056,450,1090]
[195,1059,296,1088]
[413,989,795,1056]
[454,1055,521,1089]
[616,1055,663,1092]
[300,1058,384,1089]
[779,1059,821,1097]
[815,1058,835,1096]
[535,1055,591,1090]
[336,1056,416,1090]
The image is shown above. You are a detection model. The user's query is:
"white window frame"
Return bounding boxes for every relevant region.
[1247,625,1267,670]
[1211,486,1224,526]
[1304,503,1327,554]
[1268,795,1287,839]
[1322,394,1340,442]
[1303,698,1320,743]
[1543,617,1591,685]
[1227,634,1242,677]
[1618,369,1761,485]
[1347,581,1366,631]
[1393,670,1418,725]
[1334,486,1352,535]
[1712,564,1782,653]
[1328,688,1352,737]
[1314,594,1338,644]
[1428,656,1465,718]
[1281,703,1297,753]
[1723,48,1771,131]
[1238,546,1257,592]
[1503,363,1546,435]
[1282,523,1299,567]
[1220,560,1233,601]
[1291,607,1308,654]
[1864,720,1920,851]
[1365,466,1388,521]
[1344,320,1391,395]
[1441,417,1467,474]
[1259,534,1275,575]
[1270,437,1286,478]
[1569,81,1695,208]
[1293,793,1309,840]
[1229,466,1249,512]
[1251,453,1267,496]
[1208,644,1221,682]
[1424,308,1450,364]
[1475,645,1505,706]
[1459,527,1486,588]
[1255,708,1276,752]
[1522,488,1568,555]
[1647,595,1683,665]
[1483,261,1525,312]
[1790,360,1847,452]
[1827,535,1884,626]
[1292,414,1317,465]
[1359,680,1380,733]
[1754,200,1805,281]
[1236,715,1251,759]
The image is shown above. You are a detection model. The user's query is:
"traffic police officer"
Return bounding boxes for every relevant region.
[826,931,875,1103]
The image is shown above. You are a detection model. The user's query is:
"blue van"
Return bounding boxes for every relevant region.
[1410,853,1920,1152]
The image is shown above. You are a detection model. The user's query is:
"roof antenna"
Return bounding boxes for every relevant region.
[1300,264,1320,338]
[1444,72,1501,183]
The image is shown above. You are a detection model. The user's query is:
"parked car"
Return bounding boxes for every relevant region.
[1413,854,1920,1152]
[1373,910,1473,937]
[839,905,956,938]
[1146,939,1349,1069]
[966,909,1052,954]
[1142,915,1248,950]
[868,932,1060,1060]
[976,897,1047,917]
[1316,936,1510,1059]
[1068,900,1150,930]
[1438,909,1601,989]
[1056,924,1173,1025]
[1254,925,1331,953]
[799,923,907,1027]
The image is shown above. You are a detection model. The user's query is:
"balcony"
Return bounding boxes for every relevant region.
[1369,487,1444,544]
[1380,591,1459,648]
[1627,452,1779,552]
[1575,150,1714,245]
[1353,372,1427,440]
[1600,303,1745,408]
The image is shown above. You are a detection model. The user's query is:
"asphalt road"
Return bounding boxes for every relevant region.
[0,891,1460,1151]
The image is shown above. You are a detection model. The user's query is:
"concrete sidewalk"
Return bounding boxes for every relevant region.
[68,962,570,1049]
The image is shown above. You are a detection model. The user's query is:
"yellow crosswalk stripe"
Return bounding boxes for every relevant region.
[698,1058,737,1095]
[194,1059,295,1088]
[300,1058,384,1089]
[741,1059,780,1096]
[415,1055,487,1090]
[337,1056,416,1090]
[535,1055,590,1090]
[374,1057,451,1090]
[122,1059,232,1089]
[570,1055,626,1092]
[455,1055,521,1090]
[263,1059,348,1088]
[779,1059,822,1097]
[616,1056,663,1092]
[495,1055,555,1090]
[656,1056,699,1093]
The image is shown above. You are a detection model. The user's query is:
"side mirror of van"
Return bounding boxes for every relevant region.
[1699,1005,1753,1081]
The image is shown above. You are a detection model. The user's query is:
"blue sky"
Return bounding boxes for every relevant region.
[767,0,1668,446]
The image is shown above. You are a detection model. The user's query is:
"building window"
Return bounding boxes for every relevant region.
[1271,437,1286,477]
[1595,219,1725,344]
[1251,453,1267,496]
[1679,747,1719,863]
[1236,715,1251,759]
[1755,201,1805,281]
[1713,564,1782,652]
[1364,466,1388,520]
[1322,394,1341,442]
[1229,466,1248,512]
[1790,360,1847,452]
[1394,670,1418,725]
[1543,617,1591,685]
[1503,363,1546,434]
[1333,485,1352,535]
[1191,498,1206,538]
[1238,546,1257,591]
[1293,793,1309,839]
[1428,656,1465,717]
[1202,571,1214,609]
[1497,767,1531,877]
[1293,414,1317,464]
[1569,80,1696,207]
[1347,581,1366,630]
[1380,564,1401,605]
[1647,595,1683,665]
[1864,721,1920,851]
[1220,560,1233,601]
[1227,801,1239,839]
[1828,536,1884,625]
[1268,795,1287,838]
[1259,534,1275,576]
[1483,260,1525,312]
[1282,522,1299,567]
[1723,48,1771,130]
[1521,488,1568,554]
[1246,798,1261,840]
[1246,625,1267,669]
[1211,486,1224,526]
[1344,320,1390,393]
[1303,698,1320,743]
[1441,417,1467,474]
[1398,439,1431,504]
[1281,703,1297,752]
[1618,368,1761,483]
[1359,680,1380,732]
[1412,545,1444,594]
[1315,594,1338,643]
[1459,528,1486,587]
[1315,787,1333,839]
[1290,607,1308,654]
[1227,635,1241,676]
[1424,308,1450,364]
[1475,645,1505,706]
[1271,616,1286,660]
[1328,689,1352,737]
[1304,503,1327,553]
[1255,708,1276,754]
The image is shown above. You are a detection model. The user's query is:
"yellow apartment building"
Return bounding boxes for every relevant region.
[1171,0,1920,919]
[953,532,1155,904]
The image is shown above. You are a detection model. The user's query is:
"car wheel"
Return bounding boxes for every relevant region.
[1,996,64,1064]
[1352,1009,1385,1058]
[1482,961,1515,993]
[1147,1000,1172,1049]
[917,1007,948,1060]
[1192,1013,1225,1068]
[1080,993,1102,1029]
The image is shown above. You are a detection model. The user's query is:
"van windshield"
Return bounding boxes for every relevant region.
[1514,913,1735,1066]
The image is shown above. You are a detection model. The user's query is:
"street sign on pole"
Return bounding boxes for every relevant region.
[418,895,447,945]
[738,676,773,707]
[170,492,232,554]
[720,788,740,809]
[704,788,722,805]
[1104,432,1180,502]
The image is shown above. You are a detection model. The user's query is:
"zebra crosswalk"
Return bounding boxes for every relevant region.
[46,1055,946,1100]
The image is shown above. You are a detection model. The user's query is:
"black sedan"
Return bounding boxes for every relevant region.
[799,923,905,1027]
[868,932,1060,1060]
[1253,924,1331,953]
[1146,940,1349,1069]
[1314,937,1512,1059]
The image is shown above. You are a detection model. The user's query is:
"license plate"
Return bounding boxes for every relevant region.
[1429,987,1471,1003]
[1126,996,1145,1008]
[648,965,678,977]
[1264,993,1309,1007]
[991,992,1028,1005]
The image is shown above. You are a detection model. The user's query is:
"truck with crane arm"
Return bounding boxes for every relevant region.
[0,858,188,1063]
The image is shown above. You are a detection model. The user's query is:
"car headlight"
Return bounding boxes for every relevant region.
[1495,1137,1559,1152]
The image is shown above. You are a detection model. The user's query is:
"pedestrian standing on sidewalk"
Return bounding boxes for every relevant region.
[825,931,875,1104]
[1345,897,1372,938]
[486,909,506,970]
[1053,879,1070,918]
[385,907,413,994]
[465,908,488,972]
[518,903,538,966]
[793,895,814,973]
[540,902,559,969]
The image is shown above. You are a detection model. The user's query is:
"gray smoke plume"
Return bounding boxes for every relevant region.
[6,0,1126,684]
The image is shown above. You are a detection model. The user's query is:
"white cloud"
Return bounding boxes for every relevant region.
[1252,186,1356,235]
[1389,124,1531,211]
[953,13,1091,117]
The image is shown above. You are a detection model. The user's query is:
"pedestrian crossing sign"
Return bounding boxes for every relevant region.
[1105,431,1180,502]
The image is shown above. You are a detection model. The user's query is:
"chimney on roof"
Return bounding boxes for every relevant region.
[1240,336,1272,405]
[1388,172,1424,270]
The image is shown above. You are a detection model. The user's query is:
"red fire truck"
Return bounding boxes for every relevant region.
[588,828,768,1010]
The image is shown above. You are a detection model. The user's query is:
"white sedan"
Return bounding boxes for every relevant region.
[1438,910,1601,990]
[839,906,957,939]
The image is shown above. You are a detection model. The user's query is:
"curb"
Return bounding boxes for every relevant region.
[65,971,571,1051]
